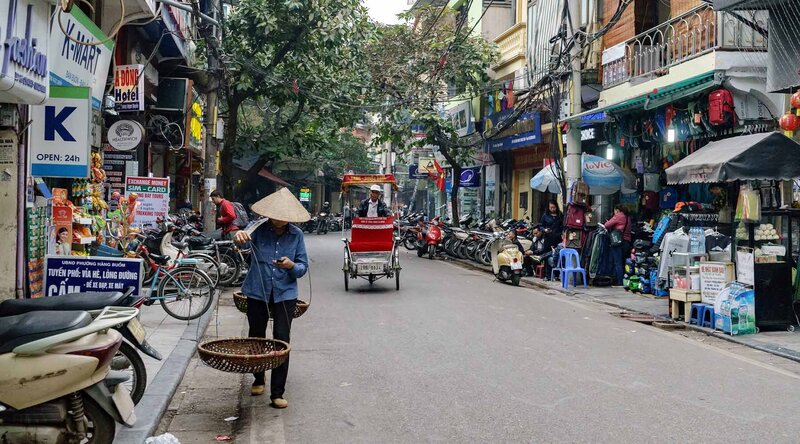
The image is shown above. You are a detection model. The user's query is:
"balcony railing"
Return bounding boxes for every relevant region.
[493,22,527,72]
[601,5,768,88]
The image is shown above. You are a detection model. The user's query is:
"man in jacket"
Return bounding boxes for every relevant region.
[358,185,390,217]
[211,190,239,240]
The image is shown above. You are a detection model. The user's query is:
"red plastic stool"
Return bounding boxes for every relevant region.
[534,265,545,279]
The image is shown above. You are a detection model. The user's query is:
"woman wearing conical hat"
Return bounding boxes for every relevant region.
[234,187,311,409]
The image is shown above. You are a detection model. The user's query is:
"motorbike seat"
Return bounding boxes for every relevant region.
[0,311,92,354]
[187,236,214,248]
[0,289,132,317]
[149,253,171,265]
[172,241,189,250]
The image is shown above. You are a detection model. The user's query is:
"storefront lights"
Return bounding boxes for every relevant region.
[606,147,614,160]
[667,124,676,143]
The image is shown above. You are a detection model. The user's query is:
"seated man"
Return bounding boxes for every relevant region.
[524,226,558,277]
[358,185,391,217]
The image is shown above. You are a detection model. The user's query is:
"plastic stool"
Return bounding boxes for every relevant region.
[534,264,545,279]
[701,304,715,328]
[689,304,704,326]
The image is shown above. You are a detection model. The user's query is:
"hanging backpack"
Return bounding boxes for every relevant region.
[565,203,587,229]
[571,181,590,206]
[708,89,736,127]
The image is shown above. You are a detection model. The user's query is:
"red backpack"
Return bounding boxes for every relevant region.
[708,89,736,127]
[565,203,586,229]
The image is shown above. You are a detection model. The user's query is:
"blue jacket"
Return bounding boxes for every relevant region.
[241,223,308,303]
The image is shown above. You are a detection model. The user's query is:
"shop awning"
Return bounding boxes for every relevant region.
[258,168,291,187]
[564,72,722,125]
[665,132,800,184]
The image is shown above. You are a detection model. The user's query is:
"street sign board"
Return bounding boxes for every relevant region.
[125,176,170,227]
[29,86,91,178]
[299,188,311,202]
[44,255,143,296]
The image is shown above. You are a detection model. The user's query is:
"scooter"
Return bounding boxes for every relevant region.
[0,288,159,405]
[490,235,525,286]
[417,218,442,259]
[0,306,139,443]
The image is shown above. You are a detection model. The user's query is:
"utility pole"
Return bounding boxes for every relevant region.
[565,0,582,188]
[200,0,222,232]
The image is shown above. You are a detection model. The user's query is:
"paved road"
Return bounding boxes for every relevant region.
[253,234,800,443]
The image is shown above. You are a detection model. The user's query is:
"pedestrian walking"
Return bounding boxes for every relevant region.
[211,190,240,240]
[234,188,311,409]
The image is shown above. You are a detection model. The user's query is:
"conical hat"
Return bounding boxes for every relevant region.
[251,188,311,223]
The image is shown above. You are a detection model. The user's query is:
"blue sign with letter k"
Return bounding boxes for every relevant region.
[44,106,77,141]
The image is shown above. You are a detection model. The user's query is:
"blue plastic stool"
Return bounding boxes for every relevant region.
[554,248,587,289]
[701,304,715,328]
[689,304,704,326]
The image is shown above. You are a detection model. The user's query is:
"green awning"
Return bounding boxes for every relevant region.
[565,72,723,124]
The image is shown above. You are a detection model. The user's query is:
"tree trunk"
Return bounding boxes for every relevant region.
[449,164,461,227]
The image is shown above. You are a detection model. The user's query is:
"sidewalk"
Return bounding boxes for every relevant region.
[451,258,800,363]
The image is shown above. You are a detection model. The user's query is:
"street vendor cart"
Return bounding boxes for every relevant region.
[341,174,401,291]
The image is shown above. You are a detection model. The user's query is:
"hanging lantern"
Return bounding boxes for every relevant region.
[791,90,800,110]
[779,112,800,133]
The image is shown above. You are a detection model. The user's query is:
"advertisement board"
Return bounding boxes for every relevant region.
[483,110,542,153]
[114,65,145,112]
[0,0,50,104]
[44,255,143,296]
[125,176,170,227]
[49,7,114,109]
[29,86,91,178]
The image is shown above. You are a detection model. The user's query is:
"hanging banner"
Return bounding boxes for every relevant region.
[49,7,114,109]
[114,65,145,112]
[0,0,50,104]
[50,205,73,256]
[29,86,91,178]
[44,256,143,296]
[125,176,170,227]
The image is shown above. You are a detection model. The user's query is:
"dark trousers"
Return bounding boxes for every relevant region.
[611,241,631,286]
[246,297,297,399]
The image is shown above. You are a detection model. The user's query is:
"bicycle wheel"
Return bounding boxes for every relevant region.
[218,250,242,287]
[158,266,215,321]
[187,253,221,287]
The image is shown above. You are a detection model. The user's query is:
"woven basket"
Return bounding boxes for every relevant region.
[231,291,309,318]
[197,337,290,373]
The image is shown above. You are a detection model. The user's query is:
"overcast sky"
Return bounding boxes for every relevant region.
[363,0,409,24]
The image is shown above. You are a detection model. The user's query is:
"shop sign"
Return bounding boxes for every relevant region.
[408,164,428,180]
[299,187,311,202]
[51,205,72,256]
[125,176,169,227]
[103,146,135,198]
[107,120,144,150]
[29,86,91,178]
[513,146,548,170]
[418,157,436,174]
[0,0,50,104]
[114,64,145,112]
[447,101,474,137]
[49,7,114,109]
[445,167,481,192]
[483,110,542,153]
[44,255,143,296]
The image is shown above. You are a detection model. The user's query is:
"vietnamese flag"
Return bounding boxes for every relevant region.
[434,160,446,191]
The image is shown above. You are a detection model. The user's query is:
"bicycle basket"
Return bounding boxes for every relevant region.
[197,337,290,373]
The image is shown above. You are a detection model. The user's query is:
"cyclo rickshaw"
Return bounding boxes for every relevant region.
[341,174,401,291]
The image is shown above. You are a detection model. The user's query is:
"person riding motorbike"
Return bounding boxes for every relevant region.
[358,185,390,217]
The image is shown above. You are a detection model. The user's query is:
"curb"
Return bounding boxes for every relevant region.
[114,291,219,444]
[447,256,800,364]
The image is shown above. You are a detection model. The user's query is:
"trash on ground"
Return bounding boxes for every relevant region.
[145,433,181,444]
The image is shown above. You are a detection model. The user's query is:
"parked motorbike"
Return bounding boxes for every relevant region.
[0,288,158,405]
[0,306,139,443]
[490,234,525,286]
[417,218,443,259]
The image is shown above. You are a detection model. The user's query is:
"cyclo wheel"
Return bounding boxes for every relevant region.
[344,270,349,291]
[395,269,400,290]
[159,266,215,321]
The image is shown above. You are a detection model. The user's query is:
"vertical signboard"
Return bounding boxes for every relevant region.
[114,64,145,112]
[125,176,170,226]
[49,7,114,109]
[0,0,50,104]
[29,86,91,178]
[103,146,135,198]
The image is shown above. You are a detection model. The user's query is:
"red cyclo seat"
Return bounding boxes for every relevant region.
[349,217,395,253]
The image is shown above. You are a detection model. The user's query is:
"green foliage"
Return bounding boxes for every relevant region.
[219,0,376,168]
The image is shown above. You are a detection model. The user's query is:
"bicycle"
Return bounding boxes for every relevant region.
[142,253,216,321]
